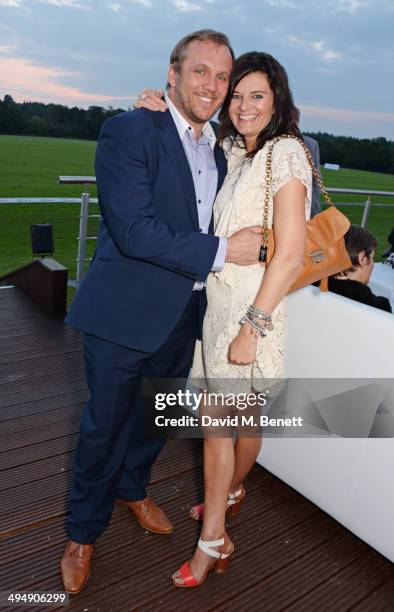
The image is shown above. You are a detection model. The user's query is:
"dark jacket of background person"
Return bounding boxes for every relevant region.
[328,224,392,313]
[328,277,392,313]
[303,135,321,218]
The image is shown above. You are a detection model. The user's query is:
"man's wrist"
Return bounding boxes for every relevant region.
[211,237,227,272]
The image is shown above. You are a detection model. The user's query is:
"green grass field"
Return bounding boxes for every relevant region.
[0,135,97,197]
[1,135,393,292]
[321,166,394,205]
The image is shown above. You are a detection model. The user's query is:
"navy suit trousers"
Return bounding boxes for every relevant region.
[66,292,199,544]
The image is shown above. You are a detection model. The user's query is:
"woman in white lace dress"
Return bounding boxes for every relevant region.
[171,52,312,588]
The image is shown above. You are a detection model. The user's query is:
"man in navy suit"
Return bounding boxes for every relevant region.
[60,29,264,593]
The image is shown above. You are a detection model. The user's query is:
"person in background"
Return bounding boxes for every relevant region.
[328,225,392,312]
[292,107,321,218]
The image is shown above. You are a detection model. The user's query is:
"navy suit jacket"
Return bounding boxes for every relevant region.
[66,109,227,352]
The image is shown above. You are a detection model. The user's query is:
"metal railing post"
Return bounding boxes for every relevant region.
[361,195,372,228]
[76,185,90,286]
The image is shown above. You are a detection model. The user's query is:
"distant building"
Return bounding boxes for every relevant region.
[324,163,340,170]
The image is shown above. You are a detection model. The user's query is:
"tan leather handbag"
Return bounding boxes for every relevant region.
[261,135,352,293]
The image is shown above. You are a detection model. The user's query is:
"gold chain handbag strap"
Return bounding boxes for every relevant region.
[263,134,335,245]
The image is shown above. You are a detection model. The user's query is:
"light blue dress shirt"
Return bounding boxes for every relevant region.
[165,95,227,290]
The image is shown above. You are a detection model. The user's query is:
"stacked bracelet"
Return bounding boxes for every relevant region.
[239,305,274,338]
[247,305,273,330]
[241,314,268,337]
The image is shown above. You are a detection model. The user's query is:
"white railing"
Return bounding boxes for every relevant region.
[0,197,84,203]
[324,188,394,228]
[1,179,394,286]
[57,176,99,286]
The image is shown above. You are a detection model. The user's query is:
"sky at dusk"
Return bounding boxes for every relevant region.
[0,0,393,139]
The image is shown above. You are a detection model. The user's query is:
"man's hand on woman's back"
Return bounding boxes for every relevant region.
[226,226,264,266]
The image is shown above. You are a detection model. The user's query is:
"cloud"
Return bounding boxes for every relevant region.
[287,36,342,62]
[337,0,368,13]
[173,0,202,11]
[0,57,131,105]
[301,104,394,123]
[0,44,16,52]
[0,0,22,6]
[268,0,299,8]
[311,40,342,61]
[37,0,91,8]
[128,0,152,6]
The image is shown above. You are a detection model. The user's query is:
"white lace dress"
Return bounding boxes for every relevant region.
[191,137,312,393]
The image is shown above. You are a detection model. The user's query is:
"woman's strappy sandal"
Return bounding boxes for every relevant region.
[172,534,235,588]
[189,484,246,521]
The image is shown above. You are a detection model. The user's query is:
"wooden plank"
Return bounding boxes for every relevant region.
[0,350,85,380]
[0,414,81,453]
[0,433,78,472]
[0,320,65,340]
[0,327,79,357]
[0,391,88,424]
[0,378,87,410]
[0,451,76,492]
[351,576,394,612]
[0,372,87,404]
[0,343,82,365]
[288,552,394,612]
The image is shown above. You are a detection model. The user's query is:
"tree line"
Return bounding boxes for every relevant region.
[1,94,394,174]
[307,132,394,174]
[0,95,124,140]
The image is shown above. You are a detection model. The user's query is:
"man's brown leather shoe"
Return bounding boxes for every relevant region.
[117,497,173,534]
[60,540,94,594]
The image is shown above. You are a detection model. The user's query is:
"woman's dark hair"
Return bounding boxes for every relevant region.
[218,51,302,158]
[337,225,377,276]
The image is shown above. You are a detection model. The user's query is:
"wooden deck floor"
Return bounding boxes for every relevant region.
[0,286,393,611]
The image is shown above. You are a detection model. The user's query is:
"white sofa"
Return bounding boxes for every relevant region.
[369,262,394,311]
[257,286,394,562]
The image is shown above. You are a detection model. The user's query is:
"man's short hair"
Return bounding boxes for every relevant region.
[338,224,378,276]
[169,29,234,78]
